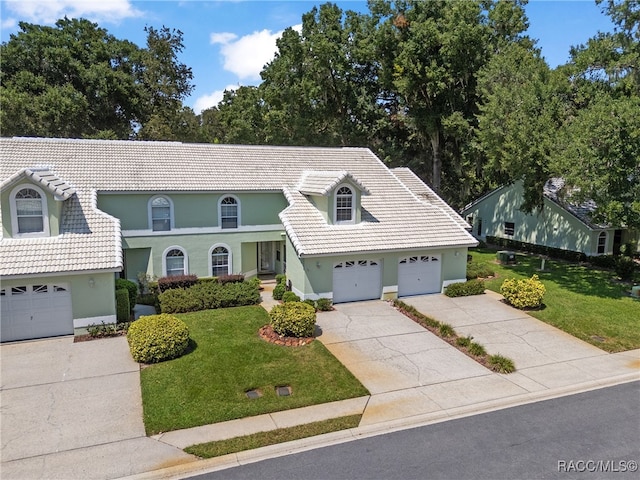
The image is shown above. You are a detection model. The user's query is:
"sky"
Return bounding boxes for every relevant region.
[0,0,616,114]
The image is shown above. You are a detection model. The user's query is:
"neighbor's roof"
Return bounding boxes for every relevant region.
[1,137,476,273]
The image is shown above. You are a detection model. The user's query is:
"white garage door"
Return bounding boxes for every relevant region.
[333,260,381,303]
[1,284,73,342]
[398,255,442,297]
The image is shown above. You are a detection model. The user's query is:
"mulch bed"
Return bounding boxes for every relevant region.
[73,332,126,343]
[259,324,315,347]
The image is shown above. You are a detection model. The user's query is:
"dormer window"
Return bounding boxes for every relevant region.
[335,186,354,224]
[10,185,50,237]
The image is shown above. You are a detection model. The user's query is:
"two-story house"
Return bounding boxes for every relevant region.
[1,137,477,342]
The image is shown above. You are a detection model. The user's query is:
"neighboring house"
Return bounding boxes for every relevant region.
[1,137,477,342]
[461,179,633,257]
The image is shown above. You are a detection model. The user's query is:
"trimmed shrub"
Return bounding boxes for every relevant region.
[275,274,286,285]
[445,279,485,297]
[500,274,546,309]
[217,274,245,285]
[158,274,198,293]
[466,261,495,280]
[159,280,260,313]
[486,236,586,262]
[115,278,138,311]
[158,288,202,314]
[615,256,637,281]
[487,354,516,373]
[316,297,333,311]
[197,277,218,285]
[115,288,130,323]
[282,291,301,303]
[588,255,617,269]
[303,299,317,309]
[127,314,190,363]
[269,302,316,338]
[272,283,286,300]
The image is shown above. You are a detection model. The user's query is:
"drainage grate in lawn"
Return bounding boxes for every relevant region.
[590,335,606,342]
[245,389,262,399]
[275,385,292,397]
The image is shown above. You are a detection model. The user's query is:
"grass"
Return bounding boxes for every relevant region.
[185,415,362,458]
[470,248,640,352]
[139,306,369,435]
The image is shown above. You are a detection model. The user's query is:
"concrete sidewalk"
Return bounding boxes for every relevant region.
[122,292,639,480]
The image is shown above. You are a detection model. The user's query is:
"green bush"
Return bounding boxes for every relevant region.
[487,354,516,373]
[588,255,617,269]
[217,274,245,285]
[466,261,495,280]
[303,299,317,309]
[115,288,130,322]
[500,274,546,309]
[158,274,198,293]
[115,278,138,311]
[87,321,129,338]
[126,314,190,363]
[455,335,472,348]
[282,291,301,303]
[444,279,485,297]
[439,323,455,337]
[272,283,286,300]
[615,256,637,281]
[275,274,286,285]
[269,302,317,338]
[159,280,260,313]
[486,236,586,262]
[316,297,333,311]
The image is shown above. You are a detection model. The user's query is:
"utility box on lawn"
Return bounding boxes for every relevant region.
[497,250,517,264]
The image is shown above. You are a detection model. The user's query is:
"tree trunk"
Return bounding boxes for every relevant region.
[430,131,441,193]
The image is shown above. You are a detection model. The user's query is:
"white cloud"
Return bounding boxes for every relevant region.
[3,0,143,25]
[193,84,238,114]
[210,24,301,81]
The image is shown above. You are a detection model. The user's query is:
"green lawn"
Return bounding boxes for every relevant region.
[139,305,369,435]
[470,249,640,353]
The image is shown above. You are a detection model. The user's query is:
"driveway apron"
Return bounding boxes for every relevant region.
[0,336,194,479]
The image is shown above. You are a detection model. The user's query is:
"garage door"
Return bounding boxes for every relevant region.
[398,255,441,297]
[333,260,381,303]
[1,284,73,342]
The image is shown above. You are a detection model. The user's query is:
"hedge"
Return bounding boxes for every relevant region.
[127,314,190,363]
[444,279,485,297]
[486,236,586,262]
[115,278,137,311]
[158,274,198,293]
[115,288,130,323]
[159,280,260,313]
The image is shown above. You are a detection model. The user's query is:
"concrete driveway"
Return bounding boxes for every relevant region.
[0,336,193,480]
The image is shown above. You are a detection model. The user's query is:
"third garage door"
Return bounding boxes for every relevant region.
[398,255,441,297]
[333,260,381,303]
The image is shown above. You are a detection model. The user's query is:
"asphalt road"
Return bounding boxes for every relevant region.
[192,381,640,480]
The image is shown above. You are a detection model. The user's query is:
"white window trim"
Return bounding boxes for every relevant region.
[9,184,50,238]
[162,245,188,277]
[148,195,174,231]
[597,231,607,255]
[334,184,355,225]
[218,194,241,229]
[208,243,233,277]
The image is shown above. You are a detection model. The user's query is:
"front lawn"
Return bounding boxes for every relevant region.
[139,306,369,435]
[470,249,640,352]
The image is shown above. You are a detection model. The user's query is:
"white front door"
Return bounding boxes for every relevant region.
[333,260,382,303]
[1,283,73,342]
[398,255,442,297]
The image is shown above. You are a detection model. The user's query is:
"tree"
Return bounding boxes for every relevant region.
[1,18,142,138]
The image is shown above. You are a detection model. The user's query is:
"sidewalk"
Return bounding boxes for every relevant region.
[121,291,639,480]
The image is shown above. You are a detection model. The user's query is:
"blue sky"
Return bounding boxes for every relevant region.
[1,1,615,113]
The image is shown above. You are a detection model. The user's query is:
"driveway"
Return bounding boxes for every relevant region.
[0,336,193,480]
[316,294,639,426]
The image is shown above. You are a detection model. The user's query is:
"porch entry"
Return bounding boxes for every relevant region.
[258,241,276,274]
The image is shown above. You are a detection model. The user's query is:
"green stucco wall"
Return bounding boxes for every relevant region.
[97,191,287,230]
[461,182,613,256]
[242,242,257,275]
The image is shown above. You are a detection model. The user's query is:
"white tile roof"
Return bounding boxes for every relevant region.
[1,137,476,273]
[297,170,370,196]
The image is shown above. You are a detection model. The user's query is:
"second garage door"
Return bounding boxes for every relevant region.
[333,260,381,303]
[398,255,442,297]
[1,283,73,342]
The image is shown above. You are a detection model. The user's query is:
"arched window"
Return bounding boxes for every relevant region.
[335,185,354,224]
[10,185,49,237]
[210,244,231,277]
[149,195,173,231]
[163,247,187,276]
[597,232,607,255]
[219,195,239,229]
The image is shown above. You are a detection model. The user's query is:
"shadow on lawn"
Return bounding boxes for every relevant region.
[489,252,627,300]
